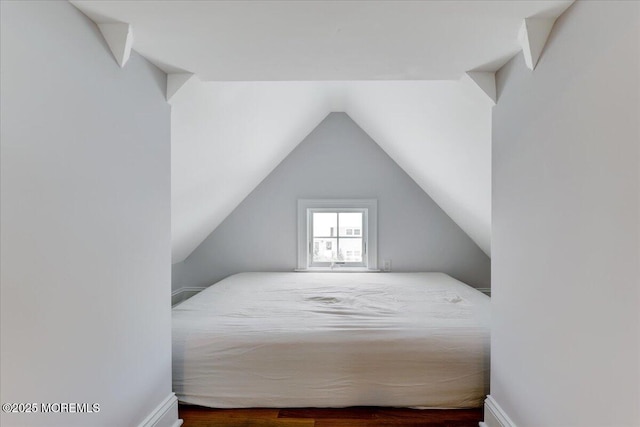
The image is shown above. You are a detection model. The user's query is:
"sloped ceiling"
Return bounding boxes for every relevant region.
[70,0,574,262]
[170,81,336,262]
[170,80,492,262]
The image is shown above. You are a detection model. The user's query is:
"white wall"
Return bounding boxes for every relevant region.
[491,1,639,426]
[1,2,173,426]
[181,113,490,290]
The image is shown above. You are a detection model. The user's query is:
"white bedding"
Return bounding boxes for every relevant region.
[172,272,490,408]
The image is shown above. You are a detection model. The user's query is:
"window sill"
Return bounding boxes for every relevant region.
[294,268,381,273]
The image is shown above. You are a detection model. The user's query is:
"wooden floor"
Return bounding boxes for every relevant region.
[179,404,483,427]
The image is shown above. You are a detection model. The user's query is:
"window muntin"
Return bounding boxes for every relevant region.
[297,199,377,270]
[310,211,364,266]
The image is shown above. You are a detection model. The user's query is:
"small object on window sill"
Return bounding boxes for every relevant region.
[330,261,346,270]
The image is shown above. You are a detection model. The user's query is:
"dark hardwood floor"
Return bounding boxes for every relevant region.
[179,404,483,427]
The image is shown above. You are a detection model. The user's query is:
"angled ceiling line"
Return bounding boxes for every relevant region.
[463,71,497,104]
[68,0,575,263]
[97,22,133,68]
[518,17,558,70]
[71,0,574,80]
[167,73,197,102]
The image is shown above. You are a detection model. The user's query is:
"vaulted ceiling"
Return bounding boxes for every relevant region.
[71,0,574,263]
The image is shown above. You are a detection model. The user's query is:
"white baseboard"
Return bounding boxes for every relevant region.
[482,395,516,427]
[171,286,206,306]
[138,393,182,427]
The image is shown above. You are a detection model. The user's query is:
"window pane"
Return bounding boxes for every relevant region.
[313,212,337,237]
[339,238,363,262]
[313,238,337,262]
[338,212,362,237]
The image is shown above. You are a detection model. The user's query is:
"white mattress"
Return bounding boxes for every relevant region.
[172,272,490,408]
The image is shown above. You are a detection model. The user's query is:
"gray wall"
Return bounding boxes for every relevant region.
[181,113,490,289]
[172,260,186,292]
[1,2,172,426]
[491,1,639,426]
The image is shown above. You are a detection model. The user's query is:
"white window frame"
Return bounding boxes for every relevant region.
[297,199,378,271]
[308,207,367,268]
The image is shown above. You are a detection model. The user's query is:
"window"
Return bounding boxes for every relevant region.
[311,211,364,266]
[297,199,377,270]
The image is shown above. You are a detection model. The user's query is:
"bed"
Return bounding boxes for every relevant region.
[172,272,490,408]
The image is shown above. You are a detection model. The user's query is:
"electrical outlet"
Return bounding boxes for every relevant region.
[382,259,392,272]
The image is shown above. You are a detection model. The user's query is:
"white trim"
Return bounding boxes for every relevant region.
[137,393,182,427]
[308,207,368,268]
[171,287,206,307]
[297,199,378,270]
[482,395,517,427]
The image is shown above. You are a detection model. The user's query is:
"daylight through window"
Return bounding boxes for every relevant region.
[311,211,364,264]
[297,199,378,270]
